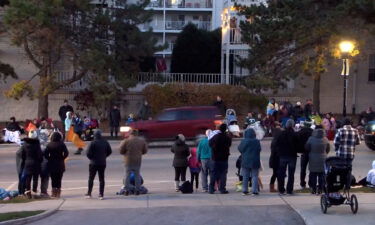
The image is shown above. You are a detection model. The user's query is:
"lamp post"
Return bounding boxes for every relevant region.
[339,41,355,117]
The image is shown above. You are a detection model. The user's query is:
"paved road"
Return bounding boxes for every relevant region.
[1,139,374,225]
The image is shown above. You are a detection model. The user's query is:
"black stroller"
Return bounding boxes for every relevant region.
[320,157,358,214]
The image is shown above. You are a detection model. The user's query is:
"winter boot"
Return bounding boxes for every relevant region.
[270,184,277,193]
[175,181,180,192]
[51,188,57,198]
[56,189,61,198]
[74,148,83,155]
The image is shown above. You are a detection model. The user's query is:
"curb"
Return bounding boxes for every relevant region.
[0,199,65,225]
[279,196,309,225]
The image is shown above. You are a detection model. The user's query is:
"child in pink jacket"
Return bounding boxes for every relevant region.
[188,147,201,190]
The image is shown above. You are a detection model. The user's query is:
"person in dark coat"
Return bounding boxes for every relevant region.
[171,134,190,191]
[44,132,69,198]
[7,117,22,132]
[296,121,313,189]
[292,102,304,121]
[305,128,330,194]
[138,100,151,120]
[16,146,25,195]
[19,130,43,199]
[73,113,85,155]
[269,122,282,192]
[304,99,313,119]
[109,105,121,138]
[85,130,112,200]
[58,100,74,133]
[238,128,261,195]
[209,123,232,194]
[213,96,227,116]
[275,119,298,195]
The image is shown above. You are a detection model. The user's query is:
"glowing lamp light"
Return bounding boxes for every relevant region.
[339,41,355,53]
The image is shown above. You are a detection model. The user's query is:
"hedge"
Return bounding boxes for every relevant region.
[143,84,267,116]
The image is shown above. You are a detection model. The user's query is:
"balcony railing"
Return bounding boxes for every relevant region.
[148,0,213,8]
[229,28,243,44]
[165,21,211,30]
[137,72,245,86]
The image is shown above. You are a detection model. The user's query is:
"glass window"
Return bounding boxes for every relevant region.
[180,110,197,120]
[369,54,375,82]
[157,110,179,121]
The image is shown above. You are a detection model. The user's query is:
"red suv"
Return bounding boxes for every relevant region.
[120,106,222,140]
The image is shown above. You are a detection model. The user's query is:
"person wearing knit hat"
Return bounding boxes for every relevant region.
[275,119,299,195]
[171,134,190,191]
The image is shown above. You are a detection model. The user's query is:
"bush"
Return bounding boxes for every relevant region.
[143,84,267,116]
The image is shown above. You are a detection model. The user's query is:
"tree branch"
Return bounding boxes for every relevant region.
[23,39,43,69]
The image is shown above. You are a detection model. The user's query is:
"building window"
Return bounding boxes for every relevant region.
[369,54,375,82]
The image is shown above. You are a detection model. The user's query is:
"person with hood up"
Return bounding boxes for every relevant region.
[85,130,112,200]
[18,130,43,199]
[120,129,148,196]
[305,128,330,194]
[209,123,232,194]
[275,119,298,195]
[44,132,69,198]
[238,128,262,195]
[188,147,201,190]
[197,129,213,192]
[171,134,190,191]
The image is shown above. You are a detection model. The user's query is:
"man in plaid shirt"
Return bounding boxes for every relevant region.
[334,118,361,165]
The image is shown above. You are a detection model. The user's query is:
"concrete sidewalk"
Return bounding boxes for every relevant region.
[1,192,374,225]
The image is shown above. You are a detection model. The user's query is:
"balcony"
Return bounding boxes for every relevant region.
[226,28,243,44]
[147,0,213,9]
[165,21,211,31]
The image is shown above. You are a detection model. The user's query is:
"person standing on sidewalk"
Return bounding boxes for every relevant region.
[85,130,112,200]
[305,128,330,194]
[334,118,360,165]
[119,130,148,196]
[269,122,282,193]
[296,121,313,189]
[19,130,43,199]
[238,128,261,196]
[197,129,213,192]
[188,147,201,190]
[109,105,121,138]
[276,119,298,195]
[209,124,232,194]
[171,134,190,192]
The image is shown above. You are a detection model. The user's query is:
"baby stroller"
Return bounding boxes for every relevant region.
[224,109,240,137]
[83,118,99,141]
[320,157,358,214]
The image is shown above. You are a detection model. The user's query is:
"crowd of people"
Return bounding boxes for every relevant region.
[7,97,375,201]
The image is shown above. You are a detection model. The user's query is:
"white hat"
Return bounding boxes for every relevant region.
[296,101,301,106]
[28,130,38,139]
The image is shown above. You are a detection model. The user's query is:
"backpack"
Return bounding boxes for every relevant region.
[179,181,193,194]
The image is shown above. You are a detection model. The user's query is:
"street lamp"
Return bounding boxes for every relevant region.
[339,41,355,117]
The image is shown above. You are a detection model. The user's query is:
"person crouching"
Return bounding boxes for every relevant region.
[119,129,148,196]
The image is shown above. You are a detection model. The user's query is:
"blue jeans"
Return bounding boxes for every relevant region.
[201,159,213,191]
[209,161,228,193]
[241,168,259,194]
[277,156,297,194]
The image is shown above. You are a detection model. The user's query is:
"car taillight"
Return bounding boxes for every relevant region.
[214,120,222,126]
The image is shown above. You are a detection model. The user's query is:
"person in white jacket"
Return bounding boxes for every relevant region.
[366,160,375,185]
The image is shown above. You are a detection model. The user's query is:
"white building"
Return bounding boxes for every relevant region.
[141,0,222,72]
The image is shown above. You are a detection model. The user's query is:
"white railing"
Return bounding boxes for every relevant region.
[137,72,246,86]
[57,71,88,91]
[165,21,211,30]
[148,0,213,8]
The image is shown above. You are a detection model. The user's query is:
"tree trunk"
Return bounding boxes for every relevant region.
[313,74,321,113]
[38,94,49,118]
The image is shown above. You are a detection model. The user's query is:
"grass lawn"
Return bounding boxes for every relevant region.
[0,210,44,222]
[295,186,375,194]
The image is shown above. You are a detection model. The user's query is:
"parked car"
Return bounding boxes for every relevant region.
[120,106,223,140]
[364,120,375,151]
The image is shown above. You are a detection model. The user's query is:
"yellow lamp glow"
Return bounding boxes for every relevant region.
[339,41,355,53]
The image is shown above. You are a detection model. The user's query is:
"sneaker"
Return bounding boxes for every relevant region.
[98,195,104,200]
[175,189,180,192]
[286,192,293,195]
[84,193,92,199]
[202,189,208,193]
[220,190,229,194]
[279,192,286,196]
[209,191,215,194]
[252,192,259,196]
[25,191,32,199]
[242,192,249,196]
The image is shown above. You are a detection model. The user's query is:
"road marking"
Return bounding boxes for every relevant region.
[6,182,17,191]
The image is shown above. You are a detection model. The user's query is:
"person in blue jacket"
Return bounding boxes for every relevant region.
[238,128,262,196]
